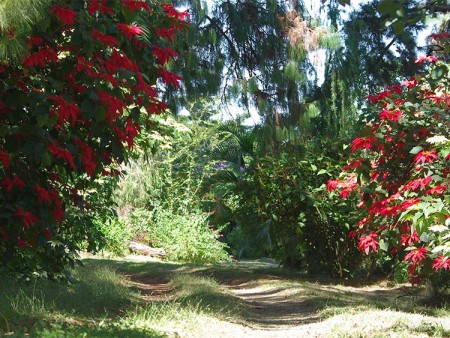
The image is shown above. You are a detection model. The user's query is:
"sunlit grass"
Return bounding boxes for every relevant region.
[2,257,450,337]
[0,262,141,336]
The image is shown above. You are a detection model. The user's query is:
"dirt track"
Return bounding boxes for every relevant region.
[121,258,450,337]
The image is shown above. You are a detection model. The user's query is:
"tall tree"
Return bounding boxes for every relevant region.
[316,0,424,138]
[170,0,342,140]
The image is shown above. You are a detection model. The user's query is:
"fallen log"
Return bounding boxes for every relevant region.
[128,241,167,258]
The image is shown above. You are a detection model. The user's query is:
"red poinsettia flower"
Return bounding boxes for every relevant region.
[52,207,64,223]
[432,256,450,271]
[152,46,179,65]
[121,0,149,12]
[1,176,26,192]
[48,143,75,169]
[415,55,438,65]
[379,108,402,122]
[326,179,339,191]
[0,149,10,168]
[401,77,418,89]
[44,228,53,239]
[125,119,140,148]
[404,247,428,265]
[22,46,58,68]
[367,90,392,104]
[161,4,190,21]
[358,232,379,255]
[426,184,447,195]
[49,95,80,126]
[113,126,127,144]
[135,81,157,97]
[103,50,139,73]
[342,159,363,171]
[92,29,119,48]
[34,185,51,205]
[403,176,433,191]
[17,237,27,249]
[400,230,419,247]
[88,0,114,16]
[351,136,377,153]
[14,208,39,229]
[160,68,182,88]
[117,23,144,40]
[429,32,450,41]
[145,100,167,114]
[74,138,97,176]
[97,91,126,123]
[414,150,438,165]
[51,5,77,26]
[156,27,176,43]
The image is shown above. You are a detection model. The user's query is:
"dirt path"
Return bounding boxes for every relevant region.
[123,257,450,338]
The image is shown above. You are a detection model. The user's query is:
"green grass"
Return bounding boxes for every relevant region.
[0,262,141,336]
[2,257,450,337]
[0,258,244,337]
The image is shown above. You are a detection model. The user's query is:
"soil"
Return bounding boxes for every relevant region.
[122,256,448,338]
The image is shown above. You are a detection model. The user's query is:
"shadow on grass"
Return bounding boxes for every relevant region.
[3,256,450,336]
[16,323,165,338]
[0,261,142,335]
[99,257,450,328]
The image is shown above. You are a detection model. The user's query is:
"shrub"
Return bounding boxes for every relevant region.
[126,207,230,264]
[0,0,187,276]
[92,216,131,257]
[230,142,362,275]
[330,46,450,284]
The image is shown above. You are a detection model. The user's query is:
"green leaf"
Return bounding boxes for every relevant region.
[378,1,403,15]
[36,114,49,127]
[317,169,327,175]
[409,146,423,154]
[392,21,405,35]
[420,232,429,243]
[431,65,448,80]
[379,239,389,252]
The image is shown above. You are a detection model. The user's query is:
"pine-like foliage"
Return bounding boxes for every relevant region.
[172,0,341,137]
[0,0,51,64]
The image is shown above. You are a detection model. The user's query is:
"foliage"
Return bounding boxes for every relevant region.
[114,113,192,210]
[92,215,131,257]
[125,207,230,264]
[330,38,450,284]
[171,0,345,138]
[376,0,450,37]
[211,140,361,276]
[0,0,187,277]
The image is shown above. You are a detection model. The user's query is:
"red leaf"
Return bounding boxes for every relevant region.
[51,5,77,26]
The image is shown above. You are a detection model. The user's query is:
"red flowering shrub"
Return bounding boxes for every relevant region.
[0,0,187,277]
[329,41,450,284]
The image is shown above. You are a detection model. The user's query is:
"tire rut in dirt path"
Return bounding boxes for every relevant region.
[227,282,321,329]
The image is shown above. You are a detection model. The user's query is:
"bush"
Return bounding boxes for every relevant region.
[330,50,450,284]
[227,142,362,276]
[126,207,230,264]
[0,1,187,277]
[92,216,132,257]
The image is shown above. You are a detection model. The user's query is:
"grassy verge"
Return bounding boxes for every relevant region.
[2,257,450,337]
[0,257,245,337]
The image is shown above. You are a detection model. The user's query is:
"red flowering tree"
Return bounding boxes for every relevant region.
[329,33,450,285]
[0,0,187,277]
